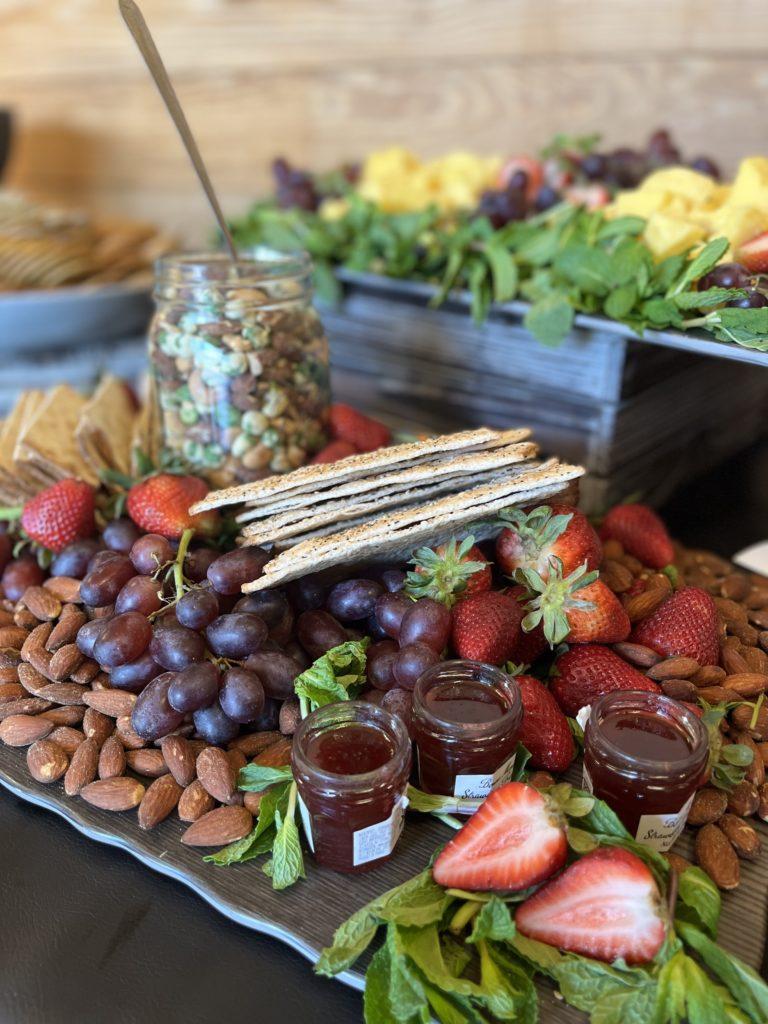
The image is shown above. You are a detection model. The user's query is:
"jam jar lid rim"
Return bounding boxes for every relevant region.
[154,247,313,283]
[412,659,523,736]
[291,699,411,787]
[586,689,709,772]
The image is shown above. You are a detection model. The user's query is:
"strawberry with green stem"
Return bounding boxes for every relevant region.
[632,586,720,665]
[406,535,490,607]
[126,473,219,540]
[495,503,602,580]
[0,478,96,554]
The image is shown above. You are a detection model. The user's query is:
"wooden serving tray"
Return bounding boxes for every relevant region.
[0,745,766,1018]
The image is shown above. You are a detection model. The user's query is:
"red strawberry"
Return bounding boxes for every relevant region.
[600,503,674,569]
[550,645,659,717]
[328,404,391,453]
[310,440,358,464]
[515,674,575,773]
[507,584,548,664]
[126,474,219,540]
[515,846,666,964]
[631,586,719,666]
[497,156,544,201]
[564,183,611,210]
[739,230,768,273]
[432,782,567,892]
[20,479,96,553]
[451,590,523,664]
[407,536,491,607]
[496,504,602,581]
[518,561,630,646]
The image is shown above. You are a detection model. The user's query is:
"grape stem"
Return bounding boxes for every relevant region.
[436,813,464,830]
[173,528,194,602]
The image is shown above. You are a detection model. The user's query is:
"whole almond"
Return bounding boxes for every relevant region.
[80,777,145,811]
[17,662,49,697]
[0,697,52,720]
[692,665,727,687]
[688,787,728,826]
[70,659,100,685]
[43,576,82,603]
[697,685,737,705]
[647,656,700,681]
[161,735,197,787]
[747,587,768,610]
[660,679,698,701]
[727,780,760,817]
[715,597,748,628]
[611,642,662,668]
[46,605,87,651]
[138,774,183,830]
[0,625,31,649]
[695,823,740,890]
[178,779,216,822]
[115,714,147,750]
[733,622,760,647]
[625,588,668,624]
[83,707,115,747]
[0,683,24,703]
[42,705,85,727]
[181,805,253,847]
[720,573,750,601]
[228,730,282,757]
[243,791,263,815]
[98,735,126,779]
[721,635,742,652]
[21,621,53,660]
[731,702,768,741]
[731,732,766,787]
[252,736,292,768]
[757,742,768,769]
[759,783,768,822]
[126,748,169,778]
[0,666,19,685]
[82,690,136,718]
[47,644,84,682]
[618,553,644,576]
[196,747,236,803]
[47,726,85,756]
[37,682,87,706]
[664,851,693,875]
[226,749,247,773]
[721,647,750,675]
[717,814,762,860]
[600,559,634,594]
[14,607,37,629]
[21,586,61,622]
[0,609,14,627]
[27,738,68,782]
[64,737,99,795]
[742,646,768,674]
[279,699,301,736]
[747,607,768,630]
[602,538,624,560]
[0,714,54,746]
[90,672,111,692]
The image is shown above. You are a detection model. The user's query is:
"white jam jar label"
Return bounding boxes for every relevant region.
[453,751,516,799]
[352,792,408,866]
[581,765,594,794]
[634,792,695,853]
[297,793,315,852]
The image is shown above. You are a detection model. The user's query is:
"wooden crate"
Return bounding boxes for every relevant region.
[324,274,768,512]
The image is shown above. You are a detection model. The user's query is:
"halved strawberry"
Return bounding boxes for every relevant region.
[739,230,768,274]
[406,535,491,607]
[515,846,666,964]
[496,504,602,581]
[432,782,567,892]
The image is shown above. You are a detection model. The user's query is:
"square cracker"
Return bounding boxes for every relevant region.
[76,374,136,477]
[14,385,99,486]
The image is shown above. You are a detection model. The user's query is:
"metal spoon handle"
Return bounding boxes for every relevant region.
[118,0,238,260]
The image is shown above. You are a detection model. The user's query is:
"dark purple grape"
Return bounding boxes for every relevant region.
[50,539,100,579]
[206,547,270,595]
[507,169,529,192]
[605,148,647,188]
[1,557,45,601]
[93,611,152,668]
[131,673,186,741]
[176,588,219,630]
[476,188,526,228]
[398,598,450,652]
[284,640,310,669]
[287,574,327,611]
[219,667,265,723]
[80,555,136,607]
[115,575,164,615]
[103,517,141,554]
[109,651,162,693]
[727,288,768,308]
[249,696,280,731]
[168,662,221,713]
[393,643,439,691]
[76,616,112,658]
[234,590,290,629]
[296,609,347,660]
[700,262,750,290]
[150,623,206,671]
[374,592,412,640]
[130,533,173,574]
[646,128,681,167]
[533,185,560,212]
[362,688,386,706]
[381,687,414,735]
[366,612,389,641]
[193,700,239,745]
[367,640,398,691]
[0,532,10,575]
[244,650,302,700]
[206,612,268,658]
[87,549,122,573]
[326,578,383,622]
[690,155,720,180]
[183,546,218,583]
[579,152,608,180]
[379,568,406,593]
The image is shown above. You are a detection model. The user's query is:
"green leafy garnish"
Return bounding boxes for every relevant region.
[293,637,370,714]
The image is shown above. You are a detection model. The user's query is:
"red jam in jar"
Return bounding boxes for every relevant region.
[583,690,709,852]
[412,660,522,799]
[291,701,411,874]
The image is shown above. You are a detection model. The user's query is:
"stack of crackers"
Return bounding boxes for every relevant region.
[191,428,584,591]
[0,377,156,504]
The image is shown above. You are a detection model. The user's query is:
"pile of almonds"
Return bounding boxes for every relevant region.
[0,577,292,848]
[602,539,768,890]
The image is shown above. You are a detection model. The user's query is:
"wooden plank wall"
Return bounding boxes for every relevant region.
[2,1,768,243]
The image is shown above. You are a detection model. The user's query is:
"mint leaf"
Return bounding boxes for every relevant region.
[485,240,518,302]
[203,825,275,866]
[654,949,730,1024]
[294,638,369,709]
[478,939,530,1020]
[554,244,613,295]
[265,783,305,891]
[237,764,293,792]
[598,216,646,240]
[605,283,637,320]
[524,293,574,347]
[574,791,632,839]
[641,298,683,328]
[670,236,730,295]
[422,980,483,1024]
[386,925,430,1022]
[510,932,565,977]
[677,923,768,1024]
[673,288,742,311]
[316,905,381,977]
[364,945,400,1024]
[468,897,516,944]
[675,867,721,939]
[553,956,657,1024]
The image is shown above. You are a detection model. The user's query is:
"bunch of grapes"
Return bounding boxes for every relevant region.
[272,157,320,212]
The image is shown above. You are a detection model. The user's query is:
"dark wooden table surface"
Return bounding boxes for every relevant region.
[2,441,767,1024]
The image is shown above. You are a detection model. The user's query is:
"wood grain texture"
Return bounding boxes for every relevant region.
[2,1,768,240]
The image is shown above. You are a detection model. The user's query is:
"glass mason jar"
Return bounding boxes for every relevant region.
[583,690,709,852]
[148,250,330,488]
[412,660,523,799]
[292,701,411,874]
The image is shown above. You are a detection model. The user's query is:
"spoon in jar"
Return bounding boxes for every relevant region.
[118,0,239,260]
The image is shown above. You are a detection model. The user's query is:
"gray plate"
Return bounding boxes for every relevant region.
[0,745,765,1018]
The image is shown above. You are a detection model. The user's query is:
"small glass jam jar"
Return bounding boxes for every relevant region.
[412,660,523,799]
[291,701,411,874]
[583,690,709,852]
[148,250,330,488]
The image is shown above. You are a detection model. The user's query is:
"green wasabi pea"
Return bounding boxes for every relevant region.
[222,403,242,428]
[179,403,199,426]
[261,426,281,449]
[241,410,268,436]
[203,443,225,466]
[183,439,205,464]
[220,351,249,376]
[230,431,252,459]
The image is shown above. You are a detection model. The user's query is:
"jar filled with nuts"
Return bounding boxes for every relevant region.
[148,250,330,486]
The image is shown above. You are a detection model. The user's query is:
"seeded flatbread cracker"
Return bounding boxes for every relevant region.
[76,374,136,478]
[0,390,44,501]
[242,460,584,592]
[14,385,99,486]
[191,428,531,513]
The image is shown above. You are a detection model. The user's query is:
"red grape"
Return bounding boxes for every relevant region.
[205,612,268,659]
[131,673,186,741]
[287,574,327,611]
[393,643,439,690]
[245,650,303,700]
[700,262,750,290]
[297,609,347,660]
[250,696,280,731]
[50,539,100,579]
[183,546,218,583]
[219,667,265,723]
[1,557,45,601]
[93,611,152,668]
[103,517,141,553]
[80,555,136,607]
[150,623,206,671]
[367,639,398,691]
[87,549,122,572]
[234,590,291,631]
[374,592,412,639]
[168,662,221,713]
[398,598,450,652]
[379,568,406,593]
[206,546,270,595]
[110,651,162,693]
[76,616,112,658]
[193,700,239,745]
[326,579,383,622]
[176,588,219,630]
[115,575,164,615]
[130,534,173,574]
